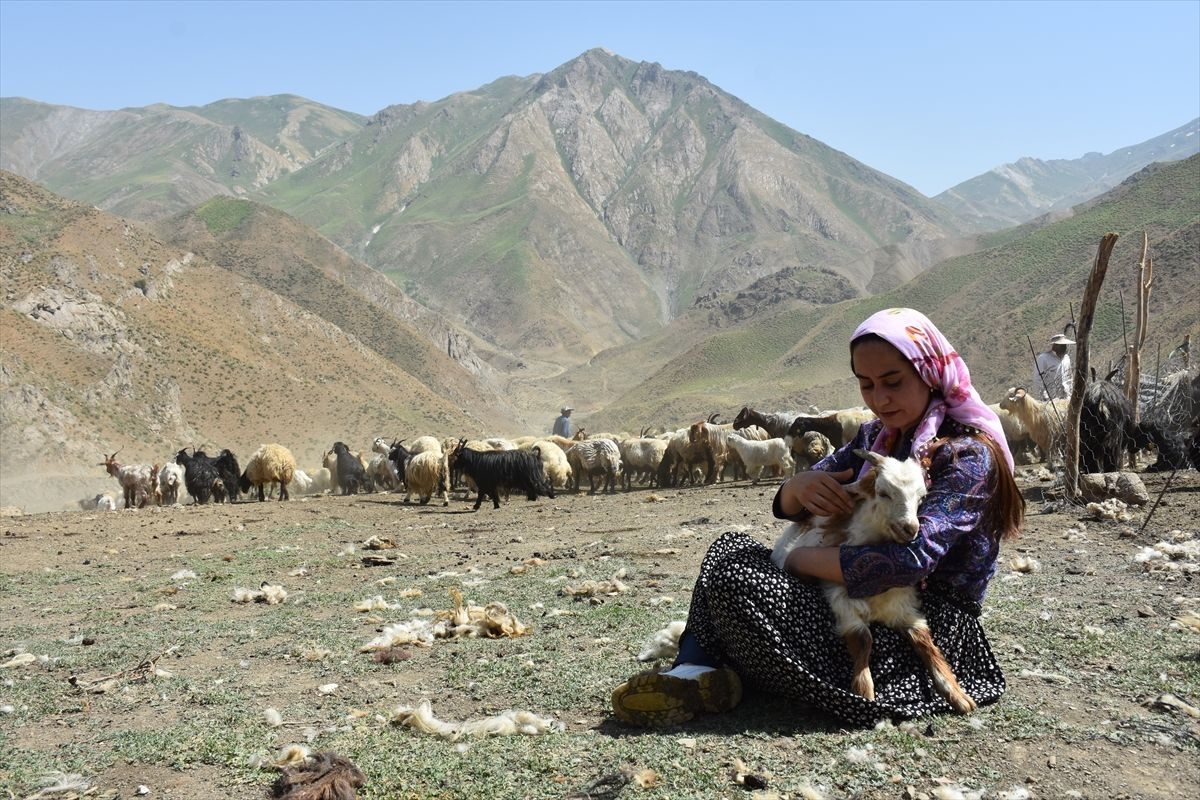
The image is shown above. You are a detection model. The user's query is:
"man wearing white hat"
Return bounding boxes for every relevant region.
[553,406,574,438]
[1033,333,1074,400]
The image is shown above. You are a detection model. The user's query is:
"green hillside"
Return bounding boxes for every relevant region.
[591,155,1200,428]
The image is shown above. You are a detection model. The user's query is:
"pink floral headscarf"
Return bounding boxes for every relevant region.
[851,308,1013,476]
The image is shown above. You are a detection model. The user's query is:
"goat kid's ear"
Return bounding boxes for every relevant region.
[853,448,886,466]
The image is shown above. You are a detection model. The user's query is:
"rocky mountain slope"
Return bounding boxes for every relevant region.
[935,118,1199,232]
[0,172,509,512]
[0,95,364,220]
[261,49,965,364]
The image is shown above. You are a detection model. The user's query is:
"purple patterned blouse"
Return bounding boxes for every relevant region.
[772,418,1001,603]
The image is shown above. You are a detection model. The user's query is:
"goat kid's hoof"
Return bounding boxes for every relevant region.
[850,674,876,702]
[949,692,978,714]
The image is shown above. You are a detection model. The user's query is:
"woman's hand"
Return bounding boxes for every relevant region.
[779,469,855,517]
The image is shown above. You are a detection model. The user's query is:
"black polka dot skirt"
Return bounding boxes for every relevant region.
[684,532,1007,727]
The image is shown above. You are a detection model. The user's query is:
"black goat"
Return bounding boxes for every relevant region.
[175,448,222,505]
[1079,380,1136,474]
[213,449,241,503]
[386,440,412,487]
[451,438,555,510]
[332,441,369,495]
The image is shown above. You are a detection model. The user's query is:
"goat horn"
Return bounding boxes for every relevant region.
[707,412,720,423]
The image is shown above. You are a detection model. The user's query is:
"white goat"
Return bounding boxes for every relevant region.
[100,450,157,509]
[617,436,668,489]
[999,387,1067,467]
[770,450,976,713]
[725,432,794,484]
[368,453,400,491]
[290,469,314,495]
[307,467,332,494]
[157,462,186,505]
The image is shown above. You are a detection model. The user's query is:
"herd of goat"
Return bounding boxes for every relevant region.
[90,374,1199,513]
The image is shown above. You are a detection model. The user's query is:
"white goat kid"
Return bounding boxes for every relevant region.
[770,449,976,713]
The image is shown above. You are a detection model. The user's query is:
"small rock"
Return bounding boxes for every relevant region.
[1136,606,1156,618]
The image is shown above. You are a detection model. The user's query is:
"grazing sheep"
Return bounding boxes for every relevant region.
[331,441,370,495]
[402,450,449,506]
[157,462,186,505]
[408,435,444,457]
[617,433,668,490]
[453,438,556,510]
[99,450,156,509]
[725,432,794,483]
[771,449,975,713]
[566,438,622,494]
[1000,387,1067,468]
[238,443,297,502]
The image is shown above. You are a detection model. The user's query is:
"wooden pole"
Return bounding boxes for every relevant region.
[1123,232,1153,423]
[1065,233,1119,501]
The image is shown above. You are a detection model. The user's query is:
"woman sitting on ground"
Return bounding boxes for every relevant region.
[611,307,1024,727]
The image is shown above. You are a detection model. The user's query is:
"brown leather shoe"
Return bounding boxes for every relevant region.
[611,667,742,727]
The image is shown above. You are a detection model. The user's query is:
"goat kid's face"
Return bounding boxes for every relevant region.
[852,451,928,543]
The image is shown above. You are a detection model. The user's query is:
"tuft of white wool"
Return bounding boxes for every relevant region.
[264,707,283,727]
[271,744,311,767]
[638,620,687,662]
[354,595,397,613]
[1086,498,1131,521]
[171,569,197,581]
[389,699,563,740]
[30,772,92,796]
[231,584,288,605]
[844,745,872,764]
[1009,556,1041,573]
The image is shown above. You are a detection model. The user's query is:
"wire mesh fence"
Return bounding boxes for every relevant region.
[1011,335,1196,510]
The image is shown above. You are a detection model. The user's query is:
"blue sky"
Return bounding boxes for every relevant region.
[1,0,1197,195]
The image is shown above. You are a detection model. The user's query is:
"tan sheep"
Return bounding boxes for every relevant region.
[239,444,297,501]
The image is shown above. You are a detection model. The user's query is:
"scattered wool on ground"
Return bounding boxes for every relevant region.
[1087,498,1132,521]
[389,699,562,740]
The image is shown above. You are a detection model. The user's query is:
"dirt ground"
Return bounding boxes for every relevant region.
[1,467,1198,799]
